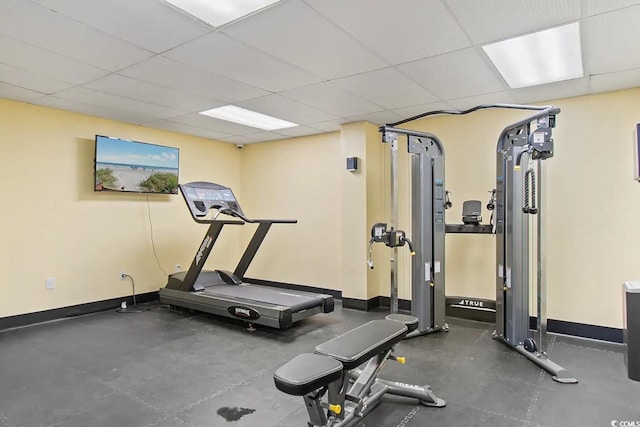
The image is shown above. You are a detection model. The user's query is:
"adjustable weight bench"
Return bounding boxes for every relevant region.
[274,314,445,427]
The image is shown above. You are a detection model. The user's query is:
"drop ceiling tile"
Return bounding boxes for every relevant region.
[0,1,153,71]
[584,0,640,16]
[32,95,156,123]
[347,110,403,125]
[0,62,71,94]
[164,32,321,92]
[333,68,438,110]
[589,69,640,93]
[584,6,640,74]
[273,126,324,138]
[236,94,336,125]
[0,82,43,102]
[511,77,589,103]
[217,135,261,144]
[147,119,232,140]
[54,87,186,120]
[119,56,268,102]
[445,0,580,44]
[31,0,212,53]
[305,0,470,65]
[244,131,287,142]
[170,113,260,135]
[0,34,109,85]
[86,74,225,113]
[308,119,347,132]
[392,101,452,120]
[281,82,383,117]
[224,1,387,79]
[446,91,516,110]
[397,48,507,100]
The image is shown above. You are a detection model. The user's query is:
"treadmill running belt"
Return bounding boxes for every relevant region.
[203,284,322,312]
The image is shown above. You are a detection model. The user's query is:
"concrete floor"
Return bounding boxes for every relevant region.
[0,302,638,427]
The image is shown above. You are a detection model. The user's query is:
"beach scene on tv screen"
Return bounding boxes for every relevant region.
[95,136,179,194]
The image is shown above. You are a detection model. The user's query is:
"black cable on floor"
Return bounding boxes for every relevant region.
[116,274,146,314]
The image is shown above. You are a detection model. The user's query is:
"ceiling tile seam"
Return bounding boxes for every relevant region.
[213,0,286,31]
[300,0,393,70]
[150,115,241,135]
[0,61,69,95]
[0,31,114,83]
[212,32,328,91]
[24,0,159,56]
[149,28,218,56]
[589,66,640,77]
[584,2,640,18]
[44,67,203,115]
[142,119,234,138]
[580,17,593,94]
[96,69,227,109]
[323,78,398,113]
[0,80,49,96]
[27,94,155,122]
[388,46,489,101]
[276,86,383,124]
[438,0,476,47]
[161,32,325,96]
[389,65,442,104]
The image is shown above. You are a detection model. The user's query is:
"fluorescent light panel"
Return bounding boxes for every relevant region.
[164,0,279,27]
[483,22,583,89]
[199,105,298,130]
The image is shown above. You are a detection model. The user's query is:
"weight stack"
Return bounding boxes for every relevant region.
[623,281,640,382]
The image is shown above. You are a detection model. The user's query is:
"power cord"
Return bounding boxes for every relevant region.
[146,195,168,277]
[116,274,146,314]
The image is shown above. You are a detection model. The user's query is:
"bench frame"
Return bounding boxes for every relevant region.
[275,319,446,427]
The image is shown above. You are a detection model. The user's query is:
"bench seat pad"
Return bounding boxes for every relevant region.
[315,320,407,370]
[274,353,343,396]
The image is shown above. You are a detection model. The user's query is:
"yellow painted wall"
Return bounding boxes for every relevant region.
[238,132,343,290]
[402,88,640,328]
[4,88,639,330]
[0,99,241,317]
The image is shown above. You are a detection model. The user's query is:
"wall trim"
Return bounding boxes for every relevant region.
[2,289,623,343]
[529,317,623,343]
[342,296,380,311]
[342,296,623,343]
[0,291,158,332]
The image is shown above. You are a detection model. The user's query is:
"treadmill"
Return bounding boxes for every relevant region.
[159,181,334,329]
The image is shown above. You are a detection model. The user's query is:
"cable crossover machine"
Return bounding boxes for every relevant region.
[368,104,577,383]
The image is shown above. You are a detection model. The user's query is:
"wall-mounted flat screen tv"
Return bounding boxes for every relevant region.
[94,135,180,194]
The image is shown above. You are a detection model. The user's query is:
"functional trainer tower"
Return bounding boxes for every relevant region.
[373,104,577,382]
[371,128,448,337]
[493,107,577,383]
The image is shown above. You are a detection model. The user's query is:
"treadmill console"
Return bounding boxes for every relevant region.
[179,182,245,219]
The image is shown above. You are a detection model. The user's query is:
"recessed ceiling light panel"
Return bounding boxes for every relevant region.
[199,105,298,130]
[164,0,280,27]
[483,22,584,89]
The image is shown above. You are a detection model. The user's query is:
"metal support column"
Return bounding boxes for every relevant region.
[387,132,399,314]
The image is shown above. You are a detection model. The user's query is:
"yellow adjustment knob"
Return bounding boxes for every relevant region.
[410,251,416,256]
[396,356,406,365]
[430,282,435,287]
[503,286,508,291]
[514,165,521,170]
[329,404,342,414]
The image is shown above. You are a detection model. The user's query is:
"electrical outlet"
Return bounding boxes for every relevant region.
[175,264,182,272]
[120,271,127,281]
[45,277,55,290]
